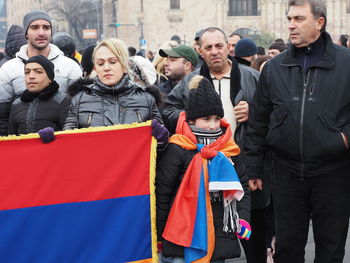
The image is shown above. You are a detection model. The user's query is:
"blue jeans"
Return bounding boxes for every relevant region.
[160,254,225,263]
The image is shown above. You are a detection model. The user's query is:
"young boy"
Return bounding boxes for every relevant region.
[8,55,70,136]
[156,76,251,263]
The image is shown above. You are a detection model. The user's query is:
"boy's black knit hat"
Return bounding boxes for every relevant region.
[25,55,55,81]
[186,76,224,121]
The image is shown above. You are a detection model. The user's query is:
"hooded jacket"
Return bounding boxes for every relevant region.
[63,75,163,130]
[0,25,27,68]
[0,44,82,135]
[244,32,350,179]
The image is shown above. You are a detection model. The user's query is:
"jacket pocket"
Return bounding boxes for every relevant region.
[266,106,288,147]
[316,111,347,155]
[78,112,94,128]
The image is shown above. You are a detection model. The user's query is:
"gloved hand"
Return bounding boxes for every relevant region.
[236,219,251,240]
[151,119,169,143]
[38,127,55,144]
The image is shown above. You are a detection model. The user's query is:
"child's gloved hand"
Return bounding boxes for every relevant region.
[236,219,251,240]
[151,119,169,143]
[38,127,55,144]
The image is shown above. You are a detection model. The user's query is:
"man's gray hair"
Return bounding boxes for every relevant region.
[288,0,327,32]
[198,27,228,46]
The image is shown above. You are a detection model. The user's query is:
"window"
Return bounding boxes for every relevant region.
[228,0,259,16]
[170,0,180,9]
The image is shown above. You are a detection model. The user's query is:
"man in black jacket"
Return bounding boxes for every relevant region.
[245,1,350,262]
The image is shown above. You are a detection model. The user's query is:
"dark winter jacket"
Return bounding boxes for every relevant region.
[244,32,350,179]
[0,25,26,68]
[156,144,250,260]
[63,75,163,130]
[8,82,70,135]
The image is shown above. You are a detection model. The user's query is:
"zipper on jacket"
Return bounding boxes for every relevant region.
[26,98,39,133]
[120,106,126,123]
[87,113,93,126]
[134,109,142,123]
[299,70,310,179]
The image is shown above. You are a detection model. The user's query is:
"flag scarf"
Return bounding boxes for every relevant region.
[0,122,157,263]
[162,112,243,263]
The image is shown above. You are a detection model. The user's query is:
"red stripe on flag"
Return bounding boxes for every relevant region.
[0,126,152,210]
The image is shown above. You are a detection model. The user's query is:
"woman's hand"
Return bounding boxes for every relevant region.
[151,119,169,143]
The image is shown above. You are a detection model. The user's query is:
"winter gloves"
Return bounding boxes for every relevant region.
[151,119,169,143]
[236,219,252,240]
[38,120,169,144]
[38,127,55,143]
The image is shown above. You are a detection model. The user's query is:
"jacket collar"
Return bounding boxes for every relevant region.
[16,43,62,62]
[282,32,334,69]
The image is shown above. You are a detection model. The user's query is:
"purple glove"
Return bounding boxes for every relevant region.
[38,127,55,144]
[236,219,252,240]
[151,119,169,143]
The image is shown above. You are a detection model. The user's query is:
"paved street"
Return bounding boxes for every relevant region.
[229,222,350,263]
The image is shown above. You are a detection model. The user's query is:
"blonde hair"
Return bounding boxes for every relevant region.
[93,38,130,74]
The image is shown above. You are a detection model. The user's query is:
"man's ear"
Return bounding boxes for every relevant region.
[184,61,192,71]
[317,17,325,31]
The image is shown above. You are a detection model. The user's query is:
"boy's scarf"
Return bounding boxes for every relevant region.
[162,112,243,263]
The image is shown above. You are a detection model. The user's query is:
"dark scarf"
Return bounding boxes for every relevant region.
[21,81,59,102]
[190,125,223,146]
[199,55,242,108]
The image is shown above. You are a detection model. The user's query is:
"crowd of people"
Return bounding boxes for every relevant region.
[1,0,350,262]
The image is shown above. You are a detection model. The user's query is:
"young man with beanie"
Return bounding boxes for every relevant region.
[158,45,198,96]
[0,10,82,136]
[156,75,250,263]
[234,38,258,66]
[8,55,70,136]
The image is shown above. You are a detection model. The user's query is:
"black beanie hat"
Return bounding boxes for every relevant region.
[25,55,55,81]
[186,76,224,121]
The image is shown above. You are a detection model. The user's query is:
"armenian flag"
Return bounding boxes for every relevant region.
[0,122,157,263]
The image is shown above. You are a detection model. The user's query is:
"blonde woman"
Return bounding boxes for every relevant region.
[60,38,167,142]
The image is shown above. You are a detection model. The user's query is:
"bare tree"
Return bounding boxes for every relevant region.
[47,0,101,50]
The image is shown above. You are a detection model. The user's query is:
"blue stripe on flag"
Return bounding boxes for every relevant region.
[184,170,207,263]
[0,195,152,263]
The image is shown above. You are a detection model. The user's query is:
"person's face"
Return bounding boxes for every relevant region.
[26,20,52,50]
[287,3,325,48]
[228,35,241,56]
[199,30,230,73]
[268,49,280,57]
[164,57,188,82]
[94,45,125,86]
[25,62,51,93]
[192,115,221,131]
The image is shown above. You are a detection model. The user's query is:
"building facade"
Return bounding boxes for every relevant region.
[4,0,350,52]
